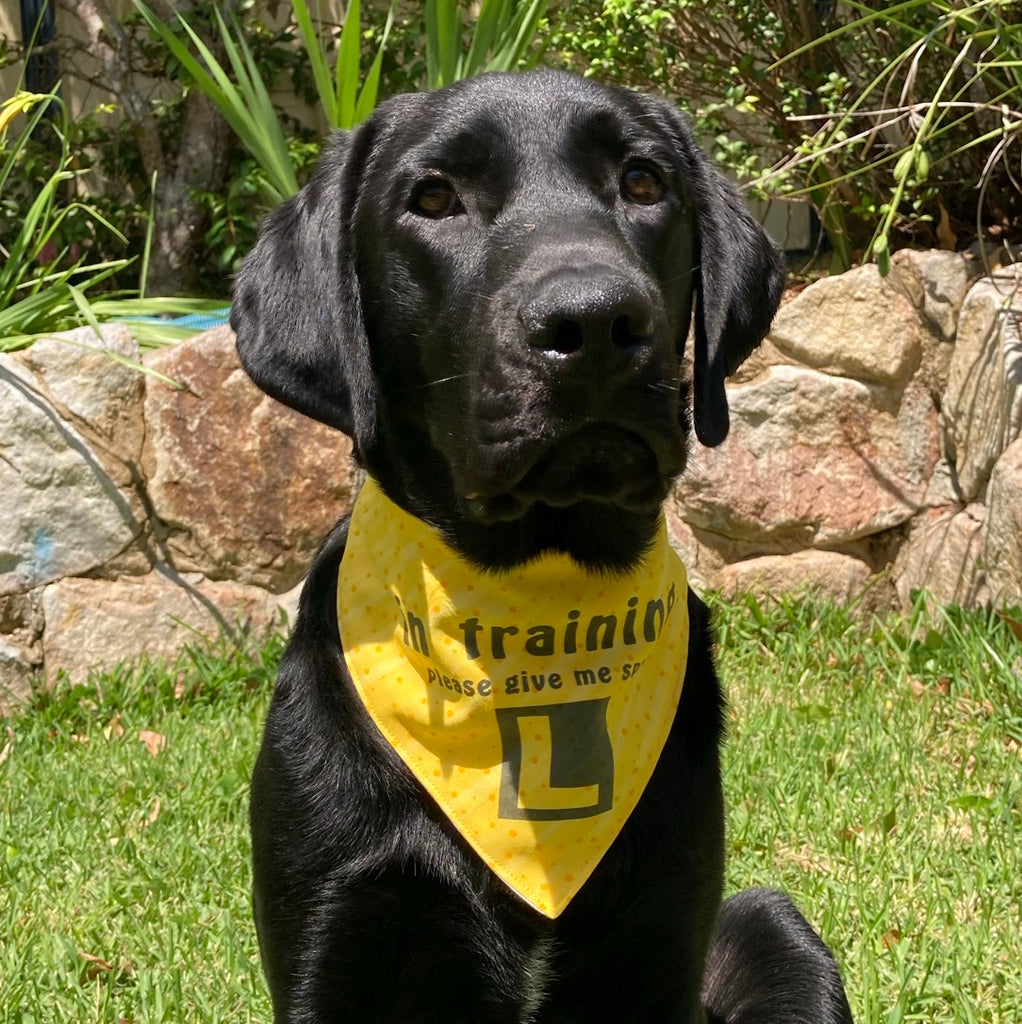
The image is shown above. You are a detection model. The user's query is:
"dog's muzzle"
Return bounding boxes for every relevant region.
[460,263,684,520]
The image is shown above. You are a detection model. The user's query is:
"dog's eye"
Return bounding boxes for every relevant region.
[621,165,665,205]
[410,178,463,218]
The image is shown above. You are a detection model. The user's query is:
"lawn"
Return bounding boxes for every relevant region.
[1,596,1019,1022]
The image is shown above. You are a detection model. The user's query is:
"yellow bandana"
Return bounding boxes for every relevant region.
[338,478,689,918]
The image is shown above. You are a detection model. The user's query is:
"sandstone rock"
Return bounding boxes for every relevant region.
[893,504,988,611]
[0,638,33,712]
[990,259,1022,285]
[769,265,923,385]
[0,351,145,596]
[922,459,959,508]
[888,249,985,341]
[143,326,356,592]
[40,570,294,684]
[15,324,145,462]
[676,365,940,547]
[985,437,1022,608]
[664,510,722,593]
[729,336,794,385]
[711,549,873,604]
[942,279,1022,501]
[0,591,44,667]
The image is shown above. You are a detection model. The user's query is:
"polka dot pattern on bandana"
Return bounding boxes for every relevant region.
[339,478,689,918]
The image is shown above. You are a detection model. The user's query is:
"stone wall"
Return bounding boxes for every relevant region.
[1,250,1019,707]
[668,249,1021,610]
[0,324,356,707]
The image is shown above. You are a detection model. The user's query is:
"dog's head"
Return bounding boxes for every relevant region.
[232,71,782,569]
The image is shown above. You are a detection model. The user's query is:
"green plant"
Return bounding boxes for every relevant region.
[549,1,862,265]
[0,89,133,340]
[769,0,1022,273]
[551,1,1021,270]
[133,0,390,203]
[137,0,553,205]
[424,0,550,89]
[0,630,283,1022]
[295,0,394,130]
[0,89,226,349]
[134,0,394,203]
[713,592,1022,1023]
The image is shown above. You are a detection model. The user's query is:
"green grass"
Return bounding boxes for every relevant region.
[0,634,283,1023]
[1,597,1019,1022]
[714,594,1022,1024]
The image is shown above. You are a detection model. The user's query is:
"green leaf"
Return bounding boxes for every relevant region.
[426,0,461,88]
[293,0,340,126]
[948,794,994,811]
[133,0,298,201]
[336,0,362,129]
[355,7,395,124]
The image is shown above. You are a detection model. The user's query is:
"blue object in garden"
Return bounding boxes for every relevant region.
[119,307,232,334]
[170,308,232,331]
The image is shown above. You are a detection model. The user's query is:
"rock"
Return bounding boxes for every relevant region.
[15,324,145,461]
[990,259,1022,285]
[893,504,988,610]
[664,510,722,593]
[40,570,294,685]
[922,459,960,508]
[985,438,1022,608]
[942,279,1022,501]
[0,638,34,712]
[0,591,44,668]
[711,549,873,604]
[0,339,146,596]
[676,365,940,547]
[729,335,794,385]
[769,265,923,386]
[888,249,985,341]
[143,326,357,592]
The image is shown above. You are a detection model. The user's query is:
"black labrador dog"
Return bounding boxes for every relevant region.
[232,70,853,1024]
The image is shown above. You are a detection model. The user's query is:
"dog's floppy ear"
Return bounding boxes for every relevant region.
[689,159,784,447]
[230,122,378,444]
[647,97,784,447]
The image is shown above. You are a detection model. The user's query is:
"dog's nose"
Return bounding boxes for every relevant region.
[520,273,657,363]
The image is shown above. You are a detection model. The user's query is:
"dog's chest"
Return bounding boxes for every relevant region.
[517,932,556,1023]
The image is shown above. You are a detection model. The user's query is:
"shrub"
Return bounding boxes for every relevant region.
[550,0,1022,270]
[0,90,132,339]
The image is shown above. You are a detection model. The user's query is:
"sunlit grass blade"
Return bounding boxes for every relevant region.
[210,7,299,199]
[0,89,59,194]
[463,0,507,77]
[1,259,130,341]
[426,0,461,88]
[64,283,183,385]
[486,0,549,73]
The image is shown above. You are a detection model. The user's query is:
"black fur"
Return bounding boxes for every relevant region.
[232,70,852,1023]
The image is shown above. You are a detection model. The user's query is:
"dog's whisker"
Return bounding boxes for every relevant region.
[396,373,472,393]
[662,266,700,286]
